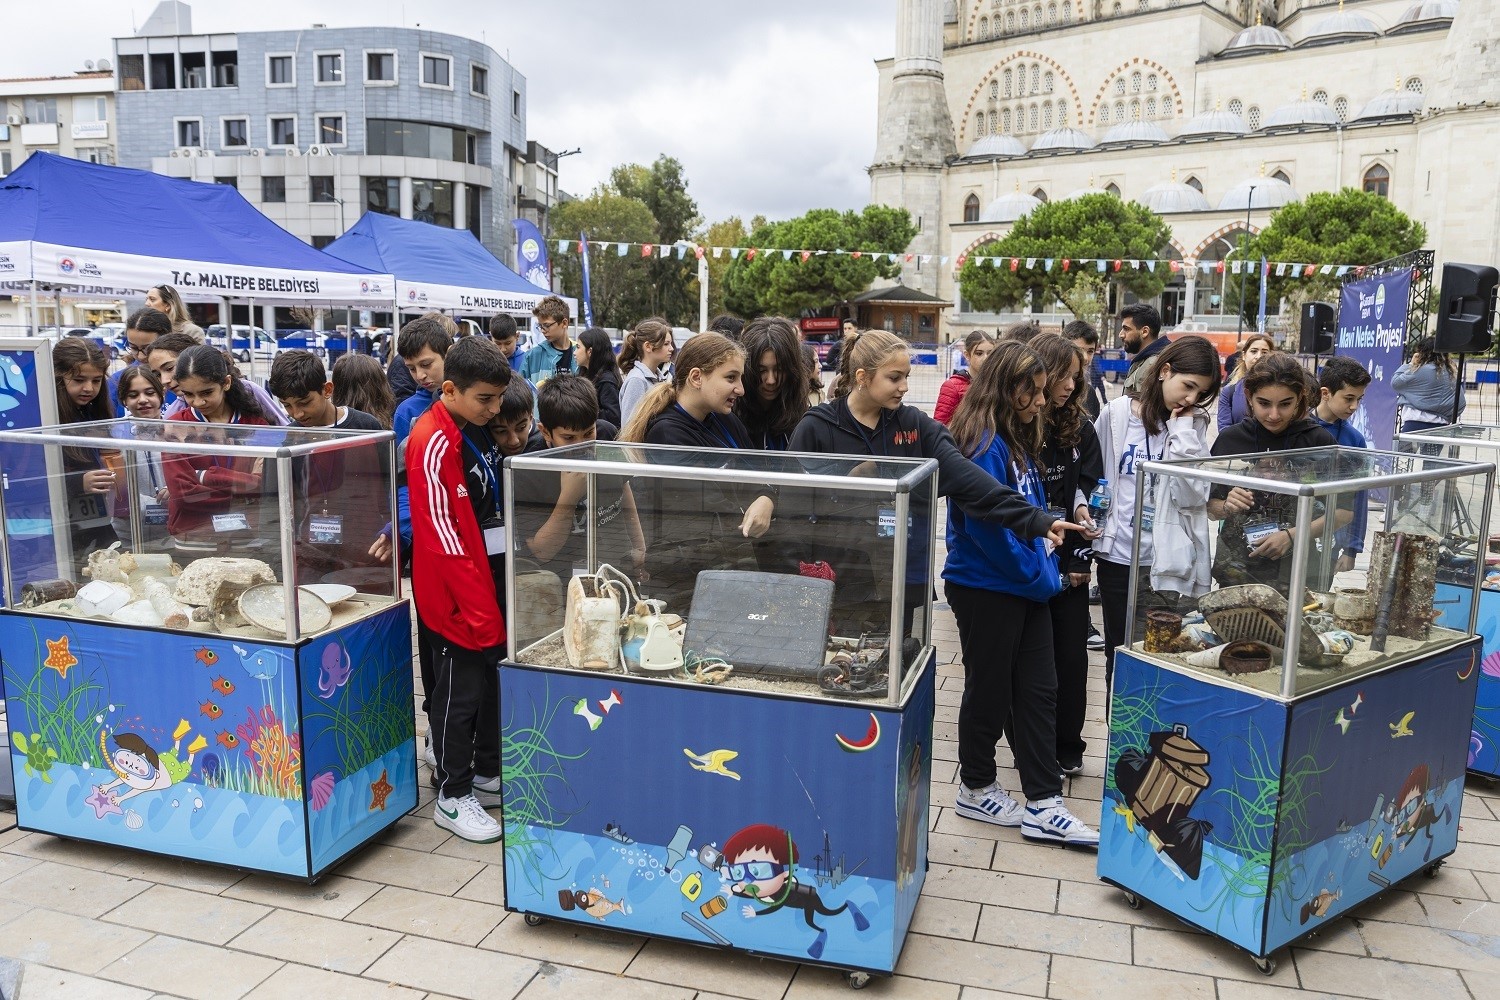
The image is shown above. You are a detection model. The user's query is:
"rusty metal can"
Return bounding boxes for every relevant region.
[1143,609,1183,653]
[700,895,727,919]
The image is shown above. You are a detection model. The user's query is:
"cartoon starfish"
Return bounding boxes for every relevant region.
[85,785,123,820]
[44,636,78,678]
[369,768,394,811]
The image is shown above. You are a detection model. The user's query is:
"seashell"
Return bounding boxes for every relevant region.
[124,809,143,830]
[309,771,337,811]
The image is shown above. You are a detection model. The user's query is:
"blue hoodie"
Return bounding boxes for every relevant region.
[943,433,1062,602]
[1310,411,1370,556]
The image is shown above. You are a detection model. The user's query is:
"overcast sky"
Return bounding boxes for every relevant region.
[8,0,897,226]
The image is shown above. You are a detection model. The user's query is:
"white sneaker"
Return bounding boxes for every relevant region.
[472,774,504,807]
[1022,796,1099,847]
[955,782,1024,827]
[423,734,436,769]
[435,794,502,843]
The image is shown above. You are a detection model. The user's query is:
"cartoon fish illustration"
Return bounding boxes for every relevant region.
[216,731,240,750]
[684,748,741,780]
[211,675,235,696]
[316,642,353,699]
[1390,711,1416,739]
[196,647,219,667]
[233,644,286,681]
[1334,708,1352,735]
[1299,888,1342,924]
[198,700,222,721]
[1349,691,1364,715]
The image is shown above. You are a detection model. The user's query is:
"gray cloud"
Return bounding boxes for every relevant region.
[9,0,897,226]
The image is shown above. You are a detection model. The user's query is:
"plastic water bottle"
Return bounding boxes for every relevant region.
[1088,482,1113,523]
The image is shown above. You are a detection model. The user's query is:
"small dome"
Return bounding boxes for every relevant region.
[1063,183,1109,201]
[1390,0,1459,34]
[1261,98,1340,132]
[965,134,1028,158]
[1217,176,1299,212]
[1029,127,1096,153]
[1299,9,1381,47]
[1222,23,1292,56]
[1099,119,1171,147]
[1355,86,1424,122]
[981,190,1043,223]
[1141,180,1211,214]
[1177,107,1249,138]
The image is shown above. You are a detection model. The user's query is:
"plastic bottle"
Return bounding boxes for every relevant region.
[1088,482,1113,522]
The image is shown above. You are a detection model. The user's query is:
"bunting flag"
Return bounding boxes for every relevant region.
[746,248,758,261]
[801,251,811,262]
[1009,258,1020,271]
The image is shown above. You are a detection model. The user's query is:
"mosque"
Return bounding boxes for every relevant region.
[869,1,1500,340]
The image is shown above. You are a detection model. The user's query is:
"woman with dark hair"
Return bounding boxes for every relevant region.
[53,337,120,560]
[577,327,623,427]
[734,316,809,451]
[618,319,675,427]
[1393,336,1465,432]
[1093,335,1221,692]
[332,353,397,430]
[1217,333,1275,430]
[145,284,205,342]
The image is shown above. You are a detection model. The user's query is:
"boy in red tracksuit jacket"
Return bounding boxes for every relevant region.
[405,337,512,843]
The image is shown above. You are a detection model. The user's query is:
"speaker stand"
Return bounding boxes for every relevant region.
[1453,354,1467,426]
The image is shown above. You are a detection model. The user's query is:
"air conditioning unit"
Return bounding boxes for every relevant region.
[170,147,198,158]
[305,144,329,156]
[195,147,214,157]
[283,146,301,156]
[7,114,23,126]
[248,147,266,157]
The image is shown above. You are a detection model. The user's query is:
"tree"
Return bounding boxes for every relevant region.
[958,194,1174,315]
[700,216,758,320]
[1226,188,1429,326]
[552,191,658,329]
[609,156,702,324]
[721,206,917,318]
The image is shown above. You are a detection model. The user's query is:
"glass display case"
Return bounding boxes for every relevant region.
[496,442,938,981]
[1123,446,1495,697]
[1100,444,1493,971]
[1397,423,1500,779]
[0,418,415,880]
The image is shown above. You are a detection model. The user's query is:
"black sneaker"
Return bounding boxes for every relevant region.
[1086,622,1105,651]
[1088,585,1101,606]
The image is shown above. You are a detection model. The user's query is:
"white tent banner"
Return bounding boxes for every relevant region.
[6,241,393,303]
[397,277,576,316]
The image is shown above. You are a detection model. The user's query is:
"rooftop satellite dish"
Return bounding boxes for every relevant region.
[84,60,95,70]
[97,58,112,73]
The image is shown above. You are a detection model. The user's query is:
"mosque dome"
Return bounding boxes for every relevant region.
[1221,23,1293,56]
[1099,119,1171,147]
[965,134,1028,159]
[1355,83,1425,122]
[1141,179,1211,214]
[1029,127,1096,154]
[1176,107,1249,139]
[1389,1,1459,34]
[1261,97,1341,132]
[1299,7,1381,47]
[980,190,1043,223]
[1063,180,1112,200]
[1217,176,1299,212]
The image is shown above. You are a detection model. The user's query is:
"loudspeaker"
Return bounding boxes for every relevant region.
[1434,262,1499,354]
[1300,301,1335,354]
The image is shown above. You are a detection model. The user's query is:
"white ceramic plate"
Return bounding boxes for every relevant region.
[239,584,333,635]
[301,583,357,605]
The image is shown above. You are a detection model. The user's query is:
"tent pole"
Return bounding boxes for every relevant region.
[29,280,38,336]
[247,296,257,385]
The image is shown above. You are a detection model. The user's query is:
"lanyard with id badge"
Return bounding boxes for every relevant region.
[141,456,167,527]
[307,454,345,544]
[1130,436,1159,533]
[462,430,508,558]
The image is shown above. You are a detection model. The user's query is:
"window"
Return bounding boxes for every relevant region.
[214,176,236,189]
[269,116,296,147]
[1004,69,1013,97]
[976,111,989,136]
[1099,103,1111,124]
[1184,176,1203,192]
[990,80,999,100]
[266,54,294,87]
[1063,3,1073,22]
[1312,89,1328,105]
[412,178,454,228]
[467,184,482,241]
[261,177,286,202]
[1146,96,1157,117]
[1272,169,1290,184]
[1131,98,1140,120]
[1031,65,1040,91]
[1,151,14,176]
[311,235,336,250]
[421,53,452,88]
[989,110,999,133]
[1020,8,1029,28]
[365,177,400,216]
[964,193,981,223]
[316,114,345,146]
[222,117,248,147]
[72,97,107,123]
[1334,96,1349,122]
[23,98,58,124]
[1044,71,1054,93]
[1006,10,1016,30]
[1032,187,1049,203]
[1247,105,1262,130]
[212,51,238,87]
[1058,98,1068,124]
[1131,71,1142,93]
[1029,105,1039,130]
[1105,182,1121,196]
[1229,98,1244,117]
[1148,74,1158,91]
[316,51,344,85]
[1047,2,1057,24]
[311,176,336,202]
[1115,76,1126,96]
[1405,77,1423,94]
[1002,108,1012,131]
[365,50,397,84]
[467,132,478,164]
[149,53,176,90]
[181,52,207,89]
[1363,164,1390,198]
[980,16,991,38]
[1115,100,1125,119]
[119,54,145,91]
[1043,103,1053,128]
[175,118,202,147]
[367,118,478,162]
[471,63,488,95]
[76,147,113,165]
[1162,95,1174,116]
[512,89,522,117]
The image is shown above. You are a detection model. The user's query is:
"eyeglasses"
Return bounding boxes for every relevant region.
[539,319,564,332]
[720,861,789,882]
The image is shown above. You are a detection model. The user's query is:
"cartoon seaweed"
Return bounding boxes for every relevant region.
[502,683,588,895]
[4,620,111,769]
[300,646,411,779]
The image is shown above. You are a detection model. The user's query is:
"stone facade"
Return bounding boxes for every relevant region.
[873,0,1499,339]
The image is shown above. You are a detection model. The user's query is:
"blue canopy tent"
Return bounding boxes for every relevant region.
[0,152,394,318]
[324,212,570,316]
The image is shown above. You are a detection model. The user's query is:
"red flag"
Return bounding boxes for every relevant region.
[1061,259,1070,272]
[694,246,705,260]
[800,251,811,263]
[1304,264,1316,276]
[576,240,584,254]
[1169,260,1181,273]
[640,244,653,258]
[956,254,967,269]
[1009,258,1019,271]
[746,248,757,262]
[1113,259,1123,272]
[905,253,914,262]
[1216,260,1225,273]
[851,251,863,259]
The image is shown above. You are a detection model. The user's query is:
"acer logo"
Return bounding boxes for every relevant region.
[747,613,769,621]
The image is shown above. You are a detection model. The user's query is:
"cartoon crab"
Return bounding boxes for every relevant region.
[13,733,60,783]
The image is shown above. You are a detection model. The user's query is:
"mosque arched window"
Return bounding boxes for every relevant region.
[1363,163,1390,198]
[964,193,981,223]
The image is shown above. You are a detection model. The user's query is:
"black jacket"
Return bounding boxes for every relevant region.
[644,405,754,450]
[592,368,622,428]
[1040,420,1104,574]
[1211,416,1337,458]
[788,398,1056,539]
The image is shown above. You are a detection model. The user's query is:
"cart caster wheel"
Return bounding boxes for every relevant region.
[845,971,871,990]
[1123,891,1142,910]
[523,913,545,927]
[1254,955,1277,976]
[1424,860,1445,878]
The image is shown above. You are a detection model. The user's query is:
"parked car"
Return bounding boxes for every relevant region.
[206,324,277,365]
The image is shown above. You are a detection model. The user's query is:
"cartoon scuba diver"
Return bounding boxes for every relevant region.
[720,823,870,960]
[1392,763,1450,862]
[96,719,207,805]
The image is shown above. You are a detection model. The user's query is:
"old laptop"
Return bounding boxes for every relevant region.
[684,570,835,678]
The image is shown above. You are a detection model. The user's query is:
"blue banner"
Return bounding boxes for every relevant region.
[578,231,596,328]
[1256,256,1268,333]
[511,218,551,291]
[1337,268,1411,451]
[0,343,61,602]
